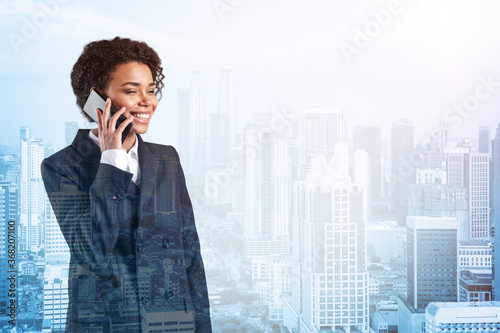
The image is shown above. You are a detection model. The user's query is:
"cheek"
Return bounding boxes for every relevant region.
[118,98,136,110]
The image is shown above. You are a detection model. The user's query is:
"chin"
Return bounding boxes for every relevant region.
[131,126,148,135]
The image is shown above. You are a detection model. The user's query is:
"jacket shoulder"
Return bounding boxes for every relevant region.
[41,143,99,191]
[41,145,78,175]
[144,142,179,158]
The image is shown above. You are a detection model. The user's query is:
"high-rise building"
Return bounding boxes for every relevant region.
[209,64,235,168]
[205,169,231,206]
[353,125,382,200]
[268,255,292,323]
[244,119,271,238]
[43,186,71,331]
[177,88,190,163]
[406,216,458,310]
[284,152,369,332]
[0,181,17,317]
[43,262,69,332]
[458,240,492,270]
[425,302,500,333]
[44,194,70,257]
[244,114,290,238]
[20,126,29,141]
[391,119,415,223]
[408,184,468,240]
[141,306,195,332]
[353,149,371,222]
[492,121,500,299]
[218,64,235,140]
[209,113,231,168]
[478,126,491,154]
[187,68,206,187]
[298,108,346,165]
[44,182,91,259]
[231,145,245,213]
[20,128,45,253]
[447,150,490,239]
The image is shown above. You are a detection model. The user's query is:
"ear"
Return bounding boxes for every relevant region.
[89,87,104,94]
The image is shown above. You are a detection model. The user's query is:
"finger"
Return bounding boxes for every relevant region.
[115,114,135,137]
[102,98,112,131]
[109,106,127,132]
[96,108,103,134]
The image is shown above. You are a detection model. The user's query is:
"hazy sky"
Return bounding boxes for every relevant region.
[1,0,500,149]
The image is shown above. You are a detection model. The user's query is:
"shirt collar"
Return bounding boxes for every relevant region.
[88,129,139,158]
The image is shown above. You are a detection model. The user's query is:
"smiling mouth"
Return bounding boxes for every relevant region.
[129,112,150,119]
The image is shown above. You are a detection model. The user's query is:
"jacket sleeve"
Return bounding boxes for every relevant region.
[174,149,212,332]
[41,155,134,266]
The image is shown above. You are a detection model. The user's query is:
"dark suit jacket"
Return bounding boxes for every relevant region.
[41,129,211,332]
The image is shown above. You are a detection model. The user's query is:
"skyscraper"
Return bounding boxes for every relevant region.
[406,216,458,309]
[209,113,231,167]
[177,88,189,162]
[491,121,500,299]
[20,128,45,253]
[298,108,347,165]
[0,181,17,316]
[244,114,290,238]
[352,149,371,222]
[217,64,235,154]
[43,188,71,331]
[187,68,206,187]
[353,125,382,200]
[447,150,490,239]
[43,263,69,332]
[408,183,468,240]
[391,119,415,224]
[285,151,369,332]
[44,194,70,257]
[478,126,491,154]
[20,126,29,141]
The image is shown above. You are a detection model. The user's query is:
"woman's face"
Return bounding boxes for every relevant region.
[103,61,158,135]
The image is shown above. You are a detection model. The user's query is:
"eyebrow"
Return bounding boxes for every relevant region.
[121,82,156,87]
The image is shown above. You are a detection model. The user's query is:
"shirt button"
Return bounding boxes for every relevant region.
[137,242,144,252]
[162,239,170,249]
[115,198,121,204]
[118,185,125,191]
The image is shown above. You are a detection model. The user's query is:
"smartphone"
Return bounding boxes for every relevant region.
[83,89,132,143]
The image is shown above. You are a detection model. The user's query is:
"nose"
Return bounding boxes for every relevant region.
[138,92,153,107]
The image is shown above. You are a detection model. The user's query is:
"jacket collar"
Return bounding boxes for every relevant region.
[71,129,153,198]
[71,129,101,162]
[137,134,155,198]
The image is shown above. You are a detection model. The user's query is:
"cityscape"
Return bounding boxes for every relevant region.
[1,63,500,332]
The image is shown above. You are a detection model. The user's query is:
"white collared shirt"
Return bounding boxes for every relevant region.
[89,130,141,186]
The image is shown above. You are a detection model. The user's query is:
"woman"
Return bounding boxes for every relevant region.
[41,37,211,332]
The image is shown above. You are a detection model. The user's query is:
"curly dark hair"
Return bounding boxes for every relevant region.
[71,37,165,122]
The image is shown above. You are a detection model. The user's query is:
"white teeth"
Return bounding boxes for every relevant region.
[132,113,149,119]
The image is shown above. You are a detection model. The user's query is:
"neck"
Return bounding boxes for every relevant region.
[90,129,137,152]
[122,132,137,152]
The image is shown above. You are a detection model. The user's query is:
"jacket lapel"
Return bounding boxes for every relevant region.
[137,135,156,212]
[71,129,100,160]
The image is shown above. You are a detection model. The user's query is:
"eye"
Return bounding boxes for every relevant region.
[125,90,137,95]
[148,90,155,94]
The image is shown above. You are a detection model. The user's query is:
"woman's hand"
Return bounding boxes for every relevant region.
[95,98,135,153]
